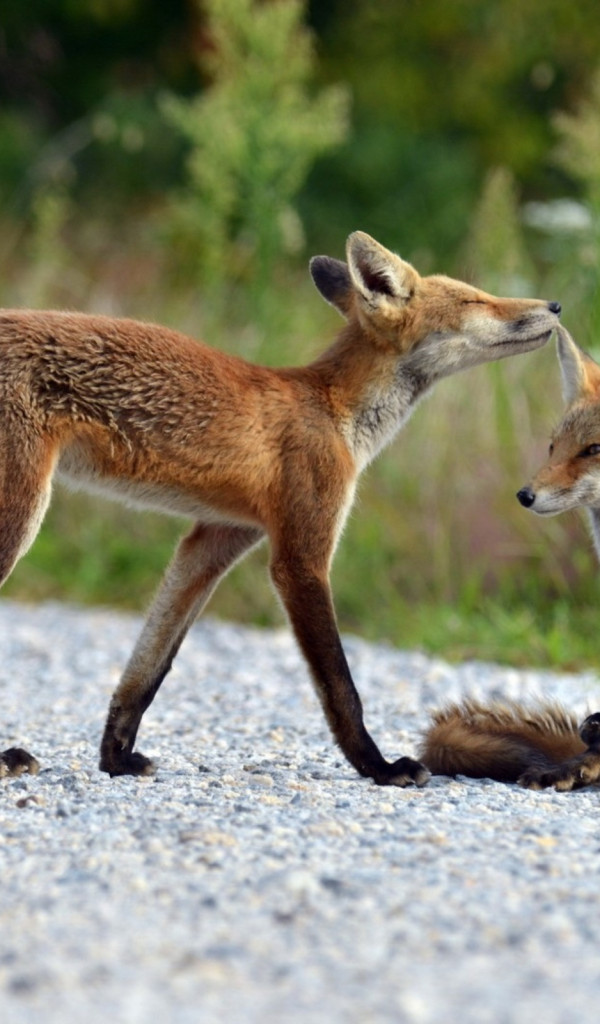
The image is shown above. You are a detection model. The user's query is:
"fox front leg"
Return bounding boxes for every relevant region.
[269,553,429,787]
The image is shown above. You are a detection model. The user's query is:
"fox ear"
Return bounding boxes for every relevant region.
[556,325,600,403]
[346,231,418,308]
[309,256,353,318]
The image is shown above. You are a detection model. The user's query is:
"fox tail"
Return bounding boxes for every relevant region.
[419,698,585,783]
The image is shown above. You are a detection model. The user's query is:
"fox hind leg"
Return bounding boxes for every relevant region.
[99,522,262,776]
[0,429,56,587]
[0,427,56,776]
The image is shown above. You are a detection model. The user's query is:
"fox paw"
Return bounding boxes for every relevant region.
[0,747,40,778]
[100,750,156,778]
[375,756,430,788]
[519,751,600,792]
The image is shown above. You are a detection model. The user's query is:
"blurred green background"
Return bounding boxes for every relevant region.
[2,0,600,668]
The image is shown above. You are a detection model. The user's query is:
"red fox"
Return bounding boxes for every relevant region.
[421,325,600,791]
[0,231,561,783]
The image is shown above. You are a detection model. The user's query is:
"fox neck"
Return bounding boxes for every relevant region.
[346,360,431,468]
[309,323,433,469]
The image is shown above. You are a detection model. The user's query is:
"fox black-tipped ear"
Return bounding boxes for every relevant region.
[556,325,600,403]
[309,255,353,318]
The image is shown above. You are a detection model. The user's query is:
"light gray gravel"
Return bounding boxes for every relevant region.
[1,597,599,1024]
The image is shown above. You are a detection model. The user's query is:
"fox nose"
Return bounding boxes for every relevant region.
[516,486,535,508]
[548,301,562,316]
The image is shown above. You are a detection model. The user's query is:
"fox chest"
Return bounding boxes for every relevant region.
[348,377,418,467]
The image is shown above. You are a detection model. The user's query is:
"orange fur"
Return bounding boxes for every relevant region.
[0,231,561,781]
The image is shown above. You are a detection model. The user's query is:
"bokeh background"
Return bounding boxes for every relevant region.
[2,0,600,667]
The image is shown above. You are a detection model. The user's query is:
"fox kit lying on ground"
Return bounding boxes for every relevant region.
[0,231,561,783]
[422,326,600,791]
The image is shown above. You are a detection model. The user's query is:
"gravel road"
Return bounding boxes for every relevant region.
[1,598,599,1024]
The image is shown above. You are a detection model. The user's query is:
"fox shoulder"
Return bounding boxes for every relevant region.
[419,698,585,783]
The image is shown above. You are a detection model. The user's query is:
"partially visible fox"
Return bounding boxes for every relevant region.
[0,231,561,784]
[421,699,600,790]
[422,325,600,791]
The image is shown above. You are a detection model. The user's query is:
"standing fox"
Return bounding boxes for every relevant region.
[421,325,600,791]
[0,231,561,784]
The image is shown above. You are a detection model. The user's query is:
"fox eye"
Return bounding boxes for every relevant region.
[462,298,486,306]
[580,443,600,458]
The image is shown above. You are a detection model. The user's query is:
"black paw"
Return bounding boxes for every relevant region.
[0,747,40,778]
[519,751,600,792]
[100,750,156,777]
[518,767,558,791]
[375,756,430,788]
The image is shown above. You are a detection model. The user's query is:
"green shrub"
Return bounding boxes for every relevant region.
[161,0,349,311]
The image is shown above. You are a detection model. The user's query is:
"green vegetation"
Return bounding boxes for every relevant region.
[161,0,349,300]
[1,0,600,670]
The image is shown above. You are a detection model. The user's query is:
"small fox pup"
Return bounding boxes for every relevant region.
[422,326,600,791]
[0,231,561,784]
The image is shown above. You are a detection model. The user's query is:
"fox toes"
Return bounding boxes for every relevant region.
[518,769,545,790]
[100,749,156,778]
[519,767,576,791]
[519,752,600,792]
[379,756,430,788]
[518,767,570,791]
[0,747,40,778]
[552,766,598,791]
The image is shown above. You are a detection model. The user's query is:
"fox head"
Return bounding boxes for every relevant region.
[310,231,561,380]
[517,326,600,515]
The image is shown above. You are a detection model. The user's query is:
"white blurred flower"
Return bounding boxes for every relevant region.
[522,198,592,233]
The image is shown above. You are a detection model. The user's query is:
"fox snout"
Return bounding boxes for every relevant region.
[547,302,562,316]
[516,486,536,508]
